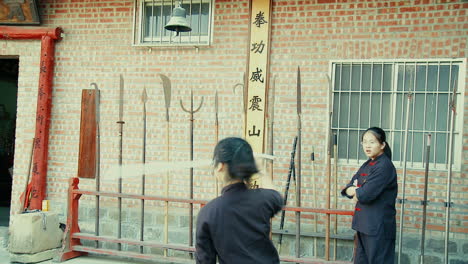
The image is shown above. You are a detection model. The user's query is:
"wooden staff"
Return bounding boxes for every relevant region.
[325,74,333,260]
[267,75,276,181]
[117,74,125,251]
[311,148,317,256]
[20,138,35,213]
[419,134,431,264]
[91,82,100,249]
[295,66,302,259]
[333,133,338,260]
[160,74,172,257]
[140,88,148,254]
[278,136,297,253]
[214,90,219,196]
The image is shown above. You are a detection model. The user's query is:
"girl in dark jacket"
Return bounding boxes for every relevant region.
[342,127,398,264]
[196,137,283,264]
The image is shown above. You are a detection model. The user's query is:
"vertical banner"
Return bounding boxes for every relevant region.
[245,0,272,156]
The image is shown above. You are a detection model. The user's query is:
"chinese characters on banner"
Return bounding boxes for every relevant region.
[245,0,271,157]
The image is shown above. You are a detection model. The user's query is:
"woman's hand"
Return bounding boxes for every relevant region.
[346,186,357,197]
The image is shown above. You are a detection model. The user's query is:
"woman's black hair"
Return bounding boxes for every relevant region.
[362,127,392,159]
[213,137,258,183]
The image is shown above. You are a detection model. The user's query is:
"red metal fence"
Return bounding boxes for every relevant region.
[58,177,353,264]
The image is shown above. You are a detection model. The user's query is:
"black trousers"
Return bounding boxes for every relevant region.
[354,231,395,264]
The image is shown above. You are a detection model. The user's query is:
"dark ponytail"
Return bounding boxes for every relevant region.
[213,137,259,183]
[362,127,392,159]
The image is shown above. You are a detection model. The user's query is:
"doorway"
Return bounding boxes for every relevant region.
[0,58,18,226]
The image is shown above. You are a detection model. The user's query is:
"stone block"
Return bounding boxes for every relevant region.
[10,248,60,263]
[450,259,468,264]
[427,238,457,254]
[8,212,62,254]
[423,255,442,264]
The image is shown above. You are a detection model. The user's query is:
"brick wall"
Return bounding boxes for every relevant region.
[2,0,467,263]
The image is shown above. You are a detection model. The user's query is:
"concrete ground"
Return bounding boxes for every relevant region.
[0,246,188,264]
[0,206,184,264]
[0,247,138,264]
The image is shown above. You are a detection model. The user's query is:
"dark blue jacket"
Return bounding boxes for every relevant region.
[196,182,283,264]
[341,154,397,238]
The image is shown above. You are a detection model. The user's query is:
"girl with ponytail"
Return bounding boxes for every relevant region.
[195,137,283,264]
[341,127,398,264]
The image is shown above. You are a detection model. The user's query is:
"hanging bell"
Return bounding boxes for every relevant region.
[164,3,192,36]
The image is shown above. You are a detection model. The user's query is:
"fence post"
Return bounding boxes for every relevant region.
[57,177,87,261]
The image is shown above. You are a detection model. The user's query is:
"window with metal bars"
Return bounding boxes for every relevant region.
[133,0,213,46]
[331,60,464,170]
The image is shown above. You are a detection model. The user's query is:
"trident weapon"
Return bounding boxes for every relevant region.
[140,87,148,254]
[160,73,172,257]
[91,82,100,248]
[117,74,125,251]
[180,89,204,257]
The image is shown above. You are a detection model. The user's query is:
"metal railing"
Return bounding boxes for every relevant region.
[58,177,354,264]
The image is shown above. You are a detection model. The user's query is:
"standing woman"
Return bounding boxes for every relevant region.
[196,137,283,264]
[341,127,398,264]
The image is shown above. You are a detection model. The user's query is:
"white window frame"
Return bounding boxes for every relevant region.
[329,59,465,171]
[132,0,214,47]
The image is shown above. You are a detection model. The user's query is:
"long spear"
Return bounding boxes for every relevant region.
[159,74,171,257]
[295,66,302,259]
[116,74,125,251]
[140,87,148,254]
[397,90,413,264]
[444,79,457,264]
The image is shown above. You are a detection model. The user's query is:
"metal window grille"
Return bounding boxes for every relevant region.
[133,0,213,46]
[331,60,464,170]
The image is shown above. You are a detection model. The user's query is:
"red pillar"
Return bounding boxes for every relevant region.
[0,26,62,210]
[28,35,55,209]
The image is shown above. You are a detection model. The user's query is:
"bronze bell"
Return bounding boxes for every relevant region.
[165,3,192,35]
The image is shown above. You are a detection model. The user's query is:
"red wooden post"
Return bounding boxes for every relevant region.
[0,26,62,210]
[28,35,55,209]
[0,26,62,40]
[58,177,87,261]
